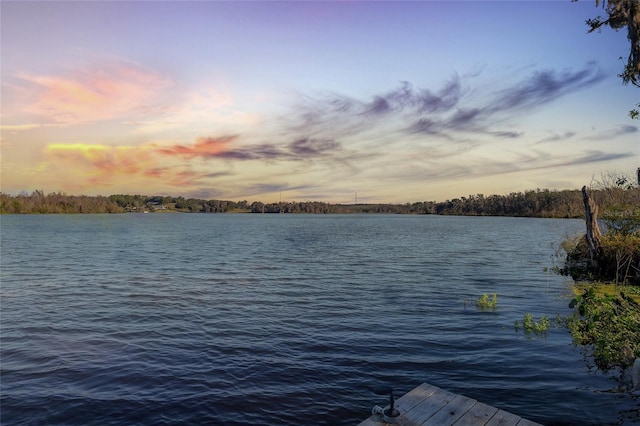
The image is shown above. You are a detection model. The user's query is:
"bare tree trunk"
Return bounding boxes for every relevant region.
[636,167,639,186]
[582,185,602,267]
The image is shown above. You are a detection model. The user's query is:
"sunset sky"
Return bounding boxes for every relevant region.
[1,1,638,203]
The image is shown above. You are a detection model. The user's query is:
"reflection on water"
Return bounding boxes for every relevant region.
[1,214,637,425]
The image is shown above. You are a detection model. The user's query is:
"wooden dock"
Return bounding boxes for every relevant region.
[358,382,542,426]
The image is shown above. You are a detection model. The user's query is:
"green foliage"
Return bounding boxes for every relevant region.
[556,173,640,381]
[514,313,554,336]
[476,293,497,311]
[557,236,596,280]
[558,181,640,285]
[560,233,640,285]
[582,0,640,116]
[565,287,640,372]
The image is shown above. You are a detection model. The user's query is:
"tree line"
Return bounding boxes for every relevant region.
[2,187,638,217]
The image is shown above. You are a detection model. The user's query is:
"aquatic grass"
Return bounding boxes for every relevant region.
[515,313,552,336]
[476,293,497,311]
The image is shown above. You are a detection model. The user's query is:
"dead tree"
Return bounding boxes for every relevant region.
[582,185,602,267]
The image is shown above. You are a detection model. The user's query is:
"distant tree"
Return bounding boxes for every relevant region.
[581,0,640,118]
[251,201,265,213]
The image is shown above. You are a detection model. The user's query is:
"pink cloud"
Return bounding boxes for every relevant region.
[18,62,171,125]
[42,142,229,190]
[45,144,155,185]
[169,170,204,186]
[156,135,237,159]
[143,167,170,179]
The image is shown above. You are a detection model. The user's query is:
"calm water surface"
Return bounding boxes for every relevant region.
[1,214,638,425]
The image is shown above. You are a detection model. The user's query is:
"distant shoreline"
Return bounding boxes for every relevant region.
[4,187,638,218]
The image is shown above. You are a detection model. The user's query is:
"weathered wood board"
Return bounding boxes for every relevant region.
[358,383,542,426]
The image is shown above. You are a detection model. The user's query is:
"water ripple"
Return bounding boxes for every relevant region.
[1,214,636,425]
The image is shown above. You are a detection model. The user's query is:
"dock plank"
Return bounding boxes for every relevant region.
[400,385,457,425]
[357,383,439,426]
[357,383,542,426]
[420,394,478,426]
[483,409,522,426]
[453,401,499,425]
[395,382,440,412]
[515,419,543,426]
[358,418,381,426]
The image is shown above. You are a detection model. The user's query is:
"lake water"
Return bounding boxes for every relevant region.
[1,214,638,425]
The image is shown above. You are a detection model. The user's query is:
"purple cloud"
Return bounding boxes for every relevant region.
[535,131,576,144]
[490,64,605,113]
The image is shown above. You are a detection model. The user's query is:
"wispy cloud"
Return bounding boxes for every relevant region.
[15,61,171,125]
[40,134,346,193]
[0,123,57,131]
[156,135,342,162]
[364,77,464,116]
[585,124,638,141]
[488,65,604,113]
[287,64,605,144]
[125,87,260,135]
[45,143,155,181]
[289,76,466,139]
[535,131,576,145]
[26,61,624,201]
[42,141,240,192]
[397,149,636,190]
[148,168,234,188]
[288,138,341,157]
[477,149,634,177]
[491,131,523,139]
[156,136,237,159]
[409,64,605,136]
[570,150,634,165]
